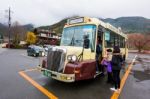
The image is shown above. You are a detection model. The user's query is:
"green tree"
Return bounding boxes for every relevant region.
[26,32,37,45]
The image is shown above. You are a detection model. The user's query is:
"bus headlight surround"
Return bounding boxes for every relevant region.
[67,55,77,62]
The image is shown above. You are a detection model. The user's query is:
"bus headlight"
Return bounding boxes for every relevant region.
[72,55,77,62]
[67,55,77,62]
[67,55,72,61]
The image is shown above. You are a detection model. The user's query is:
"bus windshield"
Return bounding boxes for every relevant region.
[61,25,96,49]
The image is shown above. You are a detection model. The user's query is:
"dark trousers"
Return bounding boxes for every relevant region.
[107,72,113,83]
[112,70,121,89]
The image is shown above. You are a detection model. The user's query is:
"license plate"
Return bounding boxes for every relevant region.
[44,71,51,77]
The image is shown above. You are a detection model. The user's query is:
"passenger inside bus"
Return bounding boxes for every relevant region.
[83,34,90,48]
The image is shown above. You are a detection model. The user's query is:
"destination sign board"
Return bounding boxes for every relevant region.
[69,17,84,24]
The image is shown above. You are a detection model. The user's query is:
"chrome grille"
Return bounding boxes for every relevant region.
[47,48,66,72]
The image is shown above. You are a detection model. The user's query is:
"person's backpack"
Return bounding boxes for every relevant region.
[111,55,120,65]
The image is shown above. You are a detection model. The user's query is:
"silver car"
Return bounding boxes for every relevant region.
[27,45,45,57]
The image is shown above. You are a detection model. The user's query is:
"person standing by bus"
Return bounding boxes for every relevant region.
[110,46,123,92]
[96,37,102,73]
[101,49,113,83]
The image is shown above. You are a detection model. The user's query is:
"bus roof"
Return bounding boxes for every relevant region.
[65,16,127,39]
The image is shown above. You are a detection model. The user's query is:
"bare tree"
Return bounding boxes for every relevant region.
[11,21,27,46]
[127,33,150,52]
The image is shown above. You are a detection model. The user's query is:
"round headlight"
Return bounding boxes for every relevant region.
[67,55,72,61]
[72,55,77,62]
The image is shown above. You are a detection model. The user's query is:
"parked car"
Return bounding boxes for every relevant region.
[1,43,7,48]
[27,45,45,57]
[6,43,14,48]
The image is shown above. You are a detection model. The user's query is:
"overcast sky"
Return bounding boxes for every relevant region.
[0,0,149,27]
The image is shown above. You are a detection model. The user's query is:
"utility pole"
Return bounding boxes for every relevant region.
[5,7,12,48]
[8,7,11,48]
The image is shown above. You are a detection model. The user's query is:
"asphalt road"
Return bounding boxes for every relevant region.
[0,48,149,99]
[120,53,150,99]
[0,49,47,99]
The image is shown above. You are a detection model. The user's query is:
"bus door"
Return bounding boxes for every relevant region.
[97,25,104,61]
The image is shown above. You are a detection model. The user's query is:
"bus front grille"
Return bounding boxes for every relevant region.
[47,49,66,73]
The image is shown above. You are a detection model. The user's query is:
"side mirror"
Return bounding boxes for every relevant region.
[83,34,89,49]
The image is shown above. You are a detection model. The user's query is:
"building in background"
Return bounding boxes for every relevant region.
[36,29,61,45]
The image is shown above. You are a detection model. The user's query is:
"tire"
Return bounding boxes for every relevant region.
[36,53,39,57]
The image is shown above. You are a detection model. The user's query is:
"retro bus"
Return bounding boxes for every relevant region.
[38,16,128,82]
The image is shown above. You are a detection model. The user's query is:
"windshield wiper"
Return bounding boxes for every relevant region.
[70,31,75,46]
[70,36,75,46]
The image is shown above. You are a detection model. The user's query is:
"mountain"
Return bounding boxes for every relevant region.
[38,16,150,34]
[101,17,150,33]
[0,23,7,36]
[23,24,34,30]
[38,18,67,34]
[0,23,34,36]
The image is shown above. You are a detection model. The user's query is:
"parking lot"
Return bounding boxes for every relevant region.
[0,48,149,99]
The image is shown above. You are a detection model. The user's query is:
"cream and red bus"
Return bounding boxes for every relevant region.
[38,16,128,82]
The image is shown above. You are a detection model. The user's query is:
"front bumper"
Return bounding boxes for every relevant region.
[37,66,75,82]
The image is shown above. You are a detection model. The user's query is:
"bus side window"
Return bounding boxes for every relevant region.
[120,37,124,48]
[114,34,119,47]
[98,25,104,38]
[105,30,113,47]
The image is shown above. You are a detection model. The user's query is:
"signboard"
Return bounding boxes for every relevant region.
[105,31,110,41]
[69,17,84,24]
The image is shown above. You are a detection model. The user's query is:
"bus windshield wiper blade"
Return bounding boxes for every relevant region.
[70,36,75,46]
[70,31,75,46]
